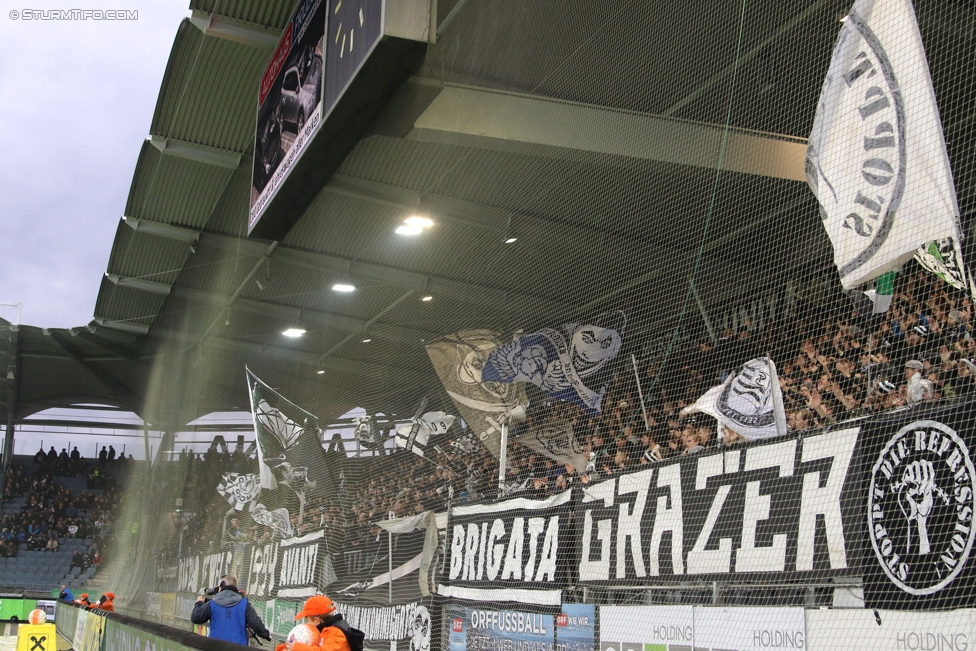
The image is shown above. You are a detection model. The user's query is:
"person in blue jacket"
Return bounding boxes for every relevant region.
[59,585,74,602]
[191,575,271,645]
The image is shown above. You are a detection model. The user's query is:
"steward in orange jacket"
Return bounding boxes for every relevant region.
[98,592,115,612]
[275,596,363,651]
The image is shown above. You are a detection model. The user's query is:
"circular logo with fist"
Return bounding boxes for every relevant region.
[868,420,976,594]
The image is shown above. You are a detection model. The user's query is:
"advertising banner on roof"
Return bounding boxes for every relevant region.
[249,0,326,232]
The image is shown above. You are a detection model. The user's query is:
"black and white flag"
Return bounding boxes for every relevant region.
[805,0,962,290]
[426,330,528,459]
[216,472,261,511]
[915,238,968,291]
[683,357,787,441]
[246,368,333,535]
[516,420,588,472]
[396,411,456,457]
[247,368,321,491]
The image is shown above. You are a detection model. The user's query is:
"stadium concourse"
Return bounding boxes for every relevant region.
[5,0,976,650]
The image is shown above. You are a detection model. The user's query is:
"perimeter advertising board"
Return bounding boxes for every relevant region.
[447,605,555,651]
[806,608,974,651]
[73,607,106,651]
[599,606,805,651]
[555,603,595,651]
[250,0,326,231]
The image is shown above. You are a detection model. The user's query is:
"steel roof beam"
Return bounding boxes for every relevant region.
[106,274,172,296]
[49,332,142,415]
[148,136,242,170]
[123,217,200,244]
[188,10,281,49]
[408,84,807,182]
[91,318,150,336]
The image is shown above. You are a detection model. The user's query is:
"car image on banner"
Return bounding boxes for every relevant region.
[250,0,326,227]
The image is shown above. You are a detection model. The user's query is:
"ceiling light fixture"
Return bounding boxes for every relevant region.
[362,338,372,343]
[503,213,518,244]
[332,281,356,292]
[282,327,306,337]
[422,295,433,302]
[395,224,424,236]
[317,370,325,375]
[395,215,434,236]
[404,216,434,228]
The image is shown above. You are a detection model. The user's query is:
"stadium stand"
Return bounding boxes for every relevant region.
[0,455,123,592]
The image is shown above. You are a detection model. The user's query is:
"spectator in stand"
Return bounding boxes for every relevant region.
[70,447,81,462]
[681,427,704,455]
[92,549,104,566]
[33,448,45,465]
[59,586,74,603]
[108,446,116,462]
[98,447,108,466]
[906,360,935,405]
[640,432,663,463]
[47,447,57,463]
[44,535,59,552]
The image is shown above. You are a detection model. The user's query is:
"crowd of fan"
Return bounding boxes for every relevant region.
[0,458,120,558]
[165,265,976,555]
[336,265,976,505]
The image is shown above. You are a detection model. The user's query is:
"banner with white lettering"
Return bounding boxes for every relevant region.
[276,530,336,598]
[334,599,438,651]
[178,550,239,595]
[599,606,806,651]
[805,0,962,290]
[859,399,976,609]
[447,605,555,651]
[577,428,861,585]
[806,607,975,651]
[439,490,572,605]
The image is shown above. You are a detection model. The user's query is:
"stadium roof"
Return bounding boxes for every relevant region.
[4,0,975,432]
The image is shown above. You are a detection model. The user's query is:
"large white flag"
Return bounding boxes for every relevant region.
[682,357,788,441]
[395,411,456,457]
[805,0,962,290]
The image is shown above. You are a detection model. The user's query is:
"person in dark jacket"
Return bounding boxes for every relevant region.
[191,575,270,645]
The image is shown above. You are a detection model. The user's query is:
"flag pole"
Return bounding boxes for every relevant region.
[497,419,509,499]
[632,354,651,432]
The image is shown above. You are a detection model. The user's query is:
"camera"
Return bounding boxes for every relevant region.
[204,587,220,596]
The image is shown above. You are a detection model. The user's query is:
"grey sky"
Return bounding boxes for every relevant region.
[0,2,190,328]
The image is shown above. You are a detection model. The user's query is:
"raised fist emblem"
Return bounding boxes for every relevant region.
[895,460,949,555]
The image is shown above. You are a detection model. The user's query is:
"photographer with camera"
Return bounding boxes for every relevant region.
[191,575,271,645]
